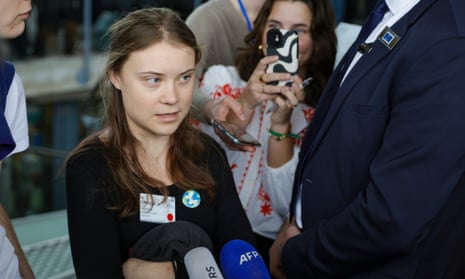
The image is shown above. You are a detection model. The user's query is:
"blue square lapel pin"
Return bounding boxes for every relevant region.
[377,26,401,50]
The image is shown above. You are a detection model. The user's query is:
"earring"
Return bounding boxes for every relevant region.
[257,44,263,55]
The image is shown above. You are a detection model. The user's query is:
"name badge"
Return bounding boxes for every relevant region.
[139,193,176,223]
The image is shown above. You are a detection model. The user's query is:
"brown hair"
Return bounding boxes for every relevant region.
[67,8,215,218]
[236,0,337,107]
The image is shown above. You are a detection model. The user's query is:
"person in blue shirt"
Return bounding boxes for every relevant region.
[1,0,35,278]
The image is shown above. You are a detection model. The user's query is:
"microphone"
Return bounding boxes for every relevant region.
[358,42,373,54]
[129,221,215,279]
[219,239,271,279]
[184,247,224,279]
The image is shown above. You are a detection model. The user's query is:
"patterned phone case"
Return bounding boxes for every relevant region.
[265,28,299,87]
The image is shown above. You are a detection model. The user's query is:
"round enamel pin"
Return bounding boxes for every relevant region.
[182,190,201,208]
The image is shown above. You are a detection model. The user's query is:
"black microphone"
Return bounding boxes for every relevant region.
[219,239,271,279]
[358,42,373,54]
[129,221,215,279]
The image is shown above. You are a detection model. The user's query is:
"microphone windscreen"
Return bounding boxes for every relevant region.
[129,221,213,262]
[184,247,224,279]
[220,239,271,279]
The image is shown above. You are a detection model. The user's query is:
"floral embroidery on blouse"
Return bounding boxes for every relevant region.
[303,106,315,123]
[211,83,241,100]
[258,186,272,216]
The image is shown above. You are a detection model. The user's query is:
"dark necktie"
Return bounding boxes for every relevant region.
[358,0,389,44]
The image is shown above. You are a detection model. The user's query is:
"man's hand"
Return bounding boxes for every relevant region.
[269,218,301,279]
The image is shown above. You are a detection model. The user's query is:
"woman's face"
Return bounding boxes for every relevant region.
[0,0,31,38]
[109,41,196,141]
[262,0,314,69]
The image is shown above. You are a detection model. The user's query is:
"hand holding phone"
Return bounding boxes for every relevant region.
[265,28,299,87]
[211,119,261,148]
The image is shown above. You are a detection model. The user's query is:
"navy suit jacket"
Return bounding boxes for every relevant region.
[283,0,465,278]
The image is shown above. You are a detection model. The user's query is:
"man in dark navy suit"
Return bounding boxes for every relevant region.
[270,0,465,278]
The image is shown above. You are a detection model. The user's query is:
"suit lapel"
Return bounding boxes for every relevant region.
[302,0,437,160]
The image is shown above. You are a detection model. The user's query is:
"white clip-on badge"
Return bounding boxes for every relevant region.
[139,193,176,223]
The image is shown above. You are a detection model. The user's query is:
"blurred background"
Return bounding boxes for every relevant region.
[0,0,377,278]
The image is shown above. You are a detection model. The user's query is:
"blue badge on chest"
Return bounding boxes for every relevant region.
[377,26,401,50]
[182,190,201,208]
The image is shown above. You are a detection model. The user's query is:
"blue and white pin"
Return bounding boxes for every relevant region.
[182,190,201,208]
[377,26,400,50]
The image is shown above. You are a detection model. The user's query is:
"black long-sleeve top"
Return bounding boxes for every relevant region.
[65,135,255,278]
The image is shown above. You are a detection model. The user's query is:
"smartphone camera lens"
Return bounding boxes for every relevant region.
[267,28,283,48]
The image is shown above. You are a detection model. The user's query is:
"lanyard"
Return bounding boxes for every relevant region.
[237,0,253,32]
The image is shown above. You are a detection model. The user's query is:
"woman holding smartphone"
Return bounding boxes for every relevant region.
[194,0,337,267]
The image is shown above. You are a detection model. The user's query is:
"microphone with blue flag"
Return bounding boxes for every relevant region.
[219,239,271,279]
